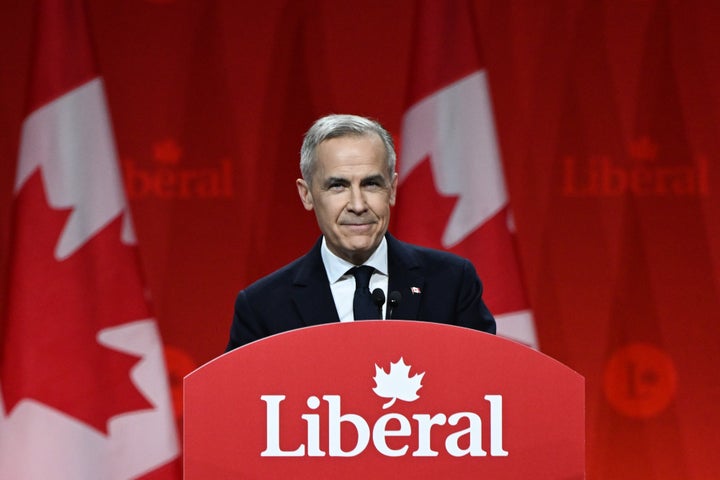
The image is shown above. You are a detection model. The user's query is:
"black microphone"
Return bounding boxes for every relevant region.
[387,291,402,320]
[371,288,385,319]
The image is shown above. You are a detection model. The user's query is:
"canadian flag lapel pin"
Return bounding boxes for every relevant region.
[411,287,421,295]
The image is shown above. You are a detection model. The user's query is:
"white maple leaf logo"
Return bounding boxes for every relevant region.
[372,358,425,409]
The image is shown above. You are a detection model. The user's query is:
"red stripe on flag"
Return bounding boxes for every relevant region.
[406,0,484,105]
[27,0,98,113]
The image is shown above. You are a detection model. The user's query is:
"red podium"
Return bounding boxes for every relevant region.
[184,321,584,479]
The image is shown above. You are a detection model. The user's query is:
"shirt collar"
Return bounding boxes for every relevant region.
[321,236,388,284]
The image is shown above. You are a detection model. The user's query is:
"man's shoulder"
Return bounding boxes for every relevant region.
[388,234,470,268]
[244,257,302,292]
[240,240,322,296]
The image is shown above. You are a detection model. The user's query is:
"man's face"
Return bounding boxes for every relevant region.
[296,134,397,265]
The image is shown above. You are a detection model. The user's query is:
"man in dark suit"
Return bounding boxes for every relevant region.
[226,114,495,351]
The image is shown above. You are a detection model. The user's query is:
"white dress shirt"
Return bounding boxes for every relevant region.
[320,237,389,321]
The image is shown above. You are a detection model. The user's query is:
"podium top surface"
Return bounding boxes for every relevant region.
[185,321,584,480]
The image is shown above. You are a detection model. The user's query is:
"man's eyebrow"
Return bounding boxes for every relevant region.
[322,176,350,188]
[321,173,387,189]
[361,174,387,185]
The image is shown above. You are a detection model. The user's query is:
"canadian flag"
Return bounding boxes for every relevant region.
[0,1,180,478]
[395,0,538,348]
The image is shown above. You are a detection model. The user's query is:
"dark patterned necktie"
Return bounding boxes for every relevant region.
[350,266,378,320]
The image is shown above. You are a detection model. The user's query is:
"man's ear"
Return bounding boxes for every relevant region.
[389,172,398,206]
[296,178,314,211]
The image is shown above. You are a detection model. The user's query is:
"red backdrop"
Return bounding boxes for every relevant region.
[1,1,719,479]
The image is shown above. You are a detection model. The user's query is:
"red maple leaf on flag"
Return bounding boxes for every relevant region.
[1,169,153,434]
[395,158,527,315]
[394,157,458,249]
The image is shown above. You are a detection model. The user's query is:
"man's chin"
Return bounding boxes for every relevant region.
[338,240,380,264]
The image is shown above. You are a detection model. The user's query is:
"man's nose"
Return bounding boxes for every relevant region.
[347,187,367,213]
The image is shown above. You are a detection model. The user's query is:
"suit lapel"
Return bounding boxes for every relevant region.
[290,235,426,324]
[387,235,425,320]
[291,238,340,327]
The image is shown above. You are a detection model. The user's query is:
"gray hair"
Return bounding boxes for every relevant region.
[300,114,396,184]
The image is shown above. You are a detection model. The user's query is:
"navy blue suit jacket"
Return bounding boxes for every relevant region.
[226,234,496,350]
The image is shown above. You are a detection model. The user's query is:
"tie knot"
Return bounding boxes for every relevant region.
[350,265,374,291]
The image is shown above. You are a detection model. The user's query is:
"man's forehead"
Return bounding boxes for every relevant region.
[323,131,381,145]
[315,149,387,172]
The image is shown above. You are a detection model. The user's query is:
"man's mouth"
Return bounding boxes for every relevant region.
[342,222,375,231]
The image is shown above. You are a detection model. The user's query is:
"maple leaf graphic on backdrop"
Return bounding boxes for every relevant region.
[0,170,153,434]
[152,138,182,165]
[373,358,425,409]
